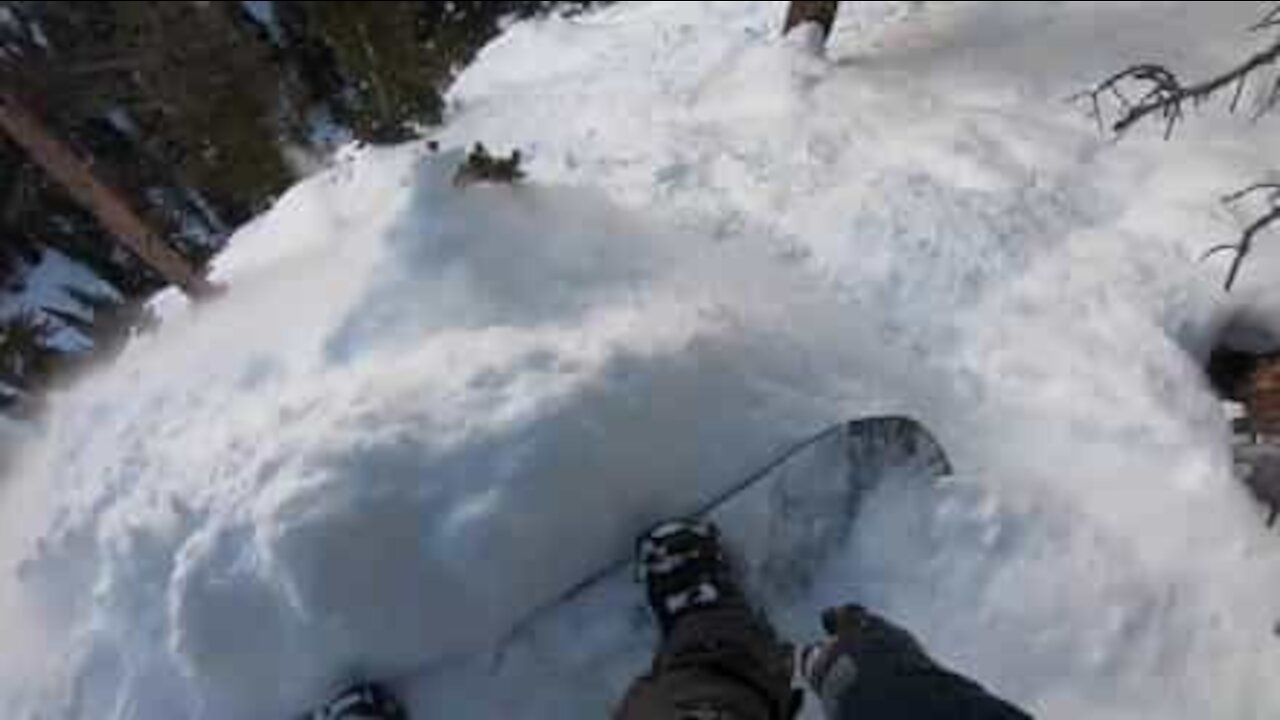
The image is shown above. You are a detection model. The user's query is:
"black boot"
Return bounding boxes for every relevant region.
[310,682,406,720]
[635,519,746,634]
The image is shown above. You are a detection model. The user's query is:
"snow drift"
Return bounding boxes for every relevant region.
[3,2,1280,719]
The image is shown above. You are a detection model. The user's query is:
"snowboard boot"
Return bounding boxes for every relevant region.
[635,519,746,635]
[628,519,802,719]
[310,682,406,720]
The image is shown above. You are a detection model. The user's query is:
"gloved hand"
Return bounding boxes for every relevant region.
[801,604,935,715]
[801,605,1036,720]
[801,605,867,714]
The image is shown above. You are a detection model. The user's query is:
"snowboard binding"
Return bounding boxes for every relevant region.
[309,682,406,720]
[635,519,745,634]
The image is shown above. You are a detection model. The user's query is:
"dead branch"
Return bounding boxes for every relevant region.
[1077,7,1280,292]
[1201,183,1280,291]
[1223,182,1280,204]
[1076,6,1280,138]
[1253,5,1280,31]
[0,87,216,297]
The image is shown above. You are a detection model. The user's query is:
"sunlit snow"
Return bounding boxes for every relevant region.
[2,2,1280,719]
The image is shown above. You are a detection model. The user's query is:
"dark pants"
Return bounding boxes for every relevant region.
[615,604,1034,720]
[614,603,795,720]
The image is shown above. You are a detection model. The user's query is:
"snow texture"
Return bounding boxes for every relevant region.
[1,248,120,352]
[2,2,1280,719]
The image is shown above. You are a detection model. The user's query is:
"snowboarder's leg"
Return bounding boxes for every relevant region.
[614,520,797,720]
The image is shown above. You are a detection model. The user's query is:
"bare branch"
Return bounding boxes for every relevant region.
[1262,74,1280,117]
[1223,206,1280,290]
[1087,92,1104,133]
[1079,6,1280,293]
[1252,5,1280,31]
[1230,73,1248,111]
[1208,184,1280,291]
[1077,8,1280,139]
[1201,243,1243,260]
[1223,183,1280,204]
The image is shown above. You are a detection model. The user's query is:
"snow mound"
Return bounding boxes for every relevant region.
[1,145,911,719]
[3,2,1280,719]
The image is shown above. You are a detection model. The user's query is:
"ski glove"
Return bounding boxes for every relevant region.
[802,604,932,717]
[801,604,1034,720]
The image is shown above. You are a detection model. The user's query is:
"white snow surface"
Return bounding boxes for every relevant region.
[3,2,1280,718]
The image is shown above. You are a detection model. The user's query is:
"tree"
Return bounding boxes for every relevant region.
[32,1,297,224]
[272,1,597,144]
[1078,4,1280,291]
[0,1,223,297]
[0,311,58,399]
[276,1,445,143]
[784,1,839,45]
[0,87,214,297]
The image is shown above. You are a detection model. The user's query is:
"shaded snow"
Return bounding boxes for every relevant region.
[1,248,119,352]
[240,1,283,46]
[2,2,1280,720]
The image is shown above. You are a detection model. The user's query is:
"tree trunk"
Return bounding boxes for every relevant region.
[0,89,215,298]
[784,1,839,44]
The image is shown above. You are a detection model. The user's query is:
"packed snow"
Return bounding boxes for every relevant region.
[2,1,1280,719]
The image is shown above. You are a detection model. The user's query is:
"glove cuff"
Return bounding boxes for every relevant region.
[801,640,860,715]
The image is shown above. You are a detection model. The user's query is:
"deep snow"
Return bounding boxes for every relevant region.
[3,2,1280,719]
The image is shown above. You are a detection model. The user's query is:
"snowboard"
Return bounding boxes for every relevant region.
[307,416,952,718]
[704,415,953,607]
[515,416,952,635]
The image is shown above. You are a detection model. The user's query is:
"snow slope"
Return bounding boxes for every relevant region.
[3,2,1280,719]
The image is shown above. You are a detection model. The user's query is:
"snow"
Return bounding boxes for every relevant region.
[240,1,283,46]
[1,248,120,352]
[104,107,139,139]
[28,19,47,50]
[3,2,1280,719]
